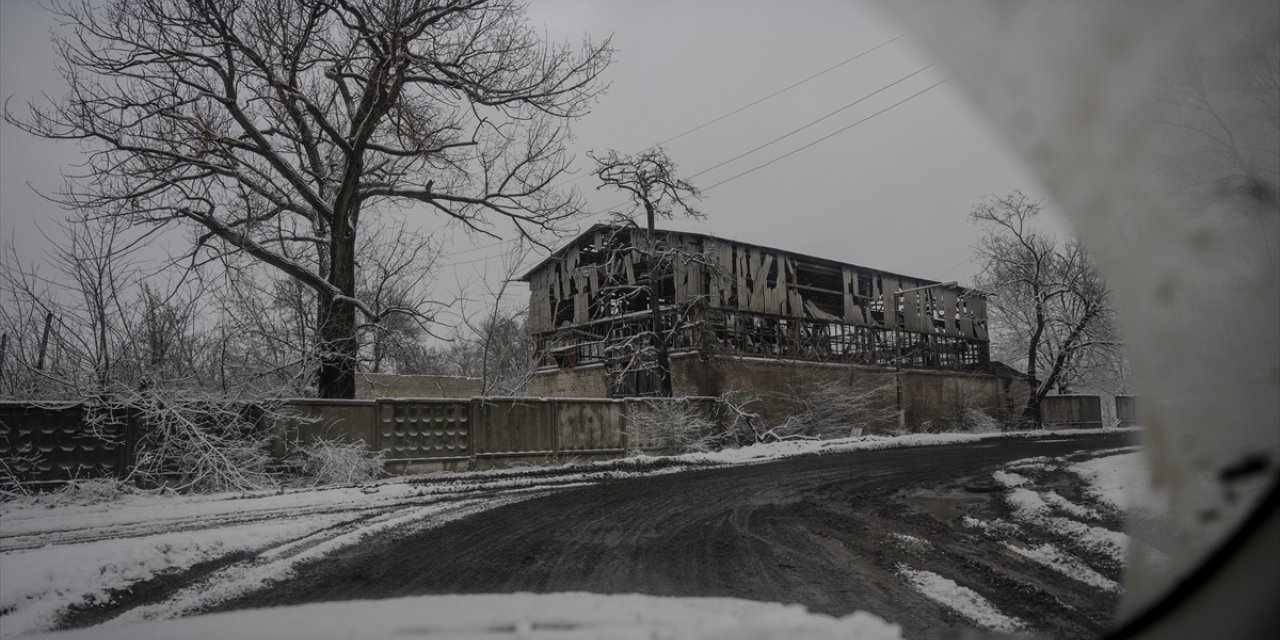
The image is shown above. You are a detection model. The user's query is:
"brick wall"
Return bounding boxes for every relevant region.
[530,354,1032,432]
[528,363,611,397]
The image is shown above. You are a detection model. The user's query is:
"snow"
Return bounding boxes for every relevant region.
[1070,450,1169,516]
[1004,543,1119,592]
[1041,490,1101,520]
[0,516,343,638]
[104,496,532,626]
[0,427,1135,637]
[0,483,553,636]
[895,565,1025,633]
[1004,487,1129,563]
[991,470,1030,487]
[660,426,1136,466]
[960,516,1021,537]
[25,593,906,640]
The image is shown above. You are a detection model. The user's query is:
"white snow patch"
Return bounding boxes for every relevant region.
[960,516,1021,537]
[896,565,1025,633]
[0,516,341,638]
[1005,543,1119,592]
[651,427,1136,467]
[24,593,906,640]
[105,494,534,625]
[1042,490,1101,520]
[992,470,1030,487]
[1004,488,1129,563]
[1071,451,1169,516]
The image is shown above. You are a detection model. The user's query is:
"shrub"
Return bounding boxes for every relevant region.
[627,398,719,454]
[293,438,385,486]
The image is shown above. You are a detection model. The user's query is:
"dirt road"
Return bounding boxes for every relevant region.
[211,432,1136,639]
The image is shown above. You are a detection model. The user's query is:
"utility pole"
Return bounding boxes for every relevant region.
[36,311,54,371]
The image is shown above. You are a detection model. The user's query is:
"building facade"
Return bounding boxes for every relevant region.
[523,225,994,392]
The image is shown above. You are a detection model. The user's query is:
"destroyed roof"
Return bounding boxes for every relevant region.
[520,223,955,288]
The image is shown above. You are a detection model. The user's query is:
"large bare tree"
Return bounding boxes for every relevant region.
[970,191,1121,423]
[7,0,613,398]
[591,147,702,396]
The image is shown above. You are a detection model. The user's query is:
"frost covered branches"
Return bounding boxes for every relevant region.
[763,375,897,441]
[87,388,281,493]
[591,148,704,397]
[6,0,614,397]
[591,148,704,224]
[291,438,386,487]
[970,191,1123,421]
[627,398,719,453]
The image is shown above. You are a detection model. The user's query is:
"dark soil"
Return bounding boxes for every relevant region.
[205,431,1135,640]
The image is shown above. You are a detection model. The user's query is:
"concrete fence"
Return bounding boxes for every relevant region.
[3,392,1119,484]
[1115,395,1139,427]
[232,396,721,475]
[1039,395,1104,429]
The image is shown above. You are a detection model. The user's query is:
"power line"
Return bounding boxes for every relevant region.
[543,2,968,193]
[453,0,1098,259]
[688,61,942,180]
[701,77,951,192]
[695,0,1101,193]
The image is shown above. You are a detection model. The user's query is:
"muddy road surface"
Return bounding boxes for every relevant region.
[216,432,1137,639]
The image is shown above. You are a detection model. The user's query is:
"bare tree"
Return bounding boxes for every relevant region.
[970,191,1121,423]
[0,211,156,397]
[591,147,703,396]
[7,0,613,398]
[356,218,443,374]
[1151,26,1279,215]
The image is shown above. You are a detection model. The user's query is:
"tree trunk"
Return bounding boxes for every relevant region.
[1021,294,1047,425]
[316,224,358,399]
[645,207,673,397]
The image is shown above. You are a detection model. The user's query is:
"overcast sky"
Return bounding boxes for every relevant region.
[0,0,1071,306]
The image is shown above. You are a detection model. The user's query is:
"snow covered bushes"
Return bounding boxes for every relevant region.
[627,398,721,453]
[766,376,897,440]
[84,388,281,493]
[292,438,385,486]
[947,408,1006,433]
[714,376,898,445]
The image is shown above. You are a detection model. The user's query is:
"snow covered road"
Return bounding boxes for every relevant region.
[2,428,1145,639]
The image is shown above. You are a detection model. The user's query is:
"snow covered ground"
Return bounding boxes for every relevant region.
[940,445,1174,631]
[30,593,908,640]
[1,427,1135,638]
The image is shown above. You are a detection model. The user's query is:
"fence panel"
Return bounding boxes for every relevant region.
[280,400,377,457]
[554,399,627,460]
[1040,395,1103,428]
[1115,396,1139,427]
[0,402,130,484]
[376,399,471,472]
[471,398,556,468]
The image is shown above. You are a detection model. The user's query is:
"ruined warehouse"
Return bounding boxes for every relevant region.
[522,225,1027,426]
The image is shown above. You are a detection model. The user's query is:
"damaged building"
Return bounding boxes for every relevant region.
[521,225,1029,430]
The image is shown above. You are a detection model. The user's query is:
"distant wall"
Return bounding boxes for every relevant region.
[1040,395,1104,429]
[528,363,610,398]
[1,396,723,484]
[1115,395,1139,427]
[530,354,1032,432]
[356,374,483,399]
[287,396,719,473]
